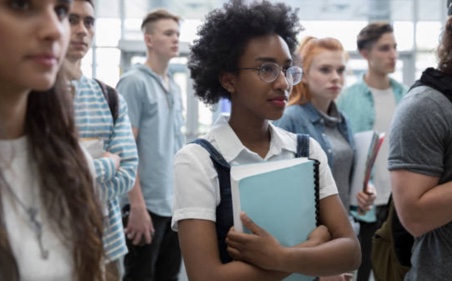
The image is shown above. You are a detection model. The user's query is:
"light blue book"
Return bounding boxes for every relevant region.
[231,157,319,281]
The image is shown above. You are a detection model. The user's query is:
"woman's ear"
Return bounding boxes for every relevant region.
[301,71,308,84]
[219,71,236,93]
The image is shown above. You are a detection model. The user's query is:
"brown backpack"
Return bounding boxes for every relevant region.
[371,197,413,281]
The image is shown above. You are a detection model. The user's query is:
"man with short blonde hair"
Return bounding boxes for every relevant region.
[117,8,184,281]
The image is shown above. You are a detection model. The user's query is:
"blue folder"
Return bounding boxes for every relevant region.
[231,157,319,281]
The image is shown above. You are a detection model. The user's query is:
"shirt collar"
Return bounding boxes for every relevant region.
[209,115,297,163]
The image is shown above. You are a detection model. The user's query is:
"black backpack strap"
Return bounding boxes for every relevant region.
[390,196,414,267]
[191,138,232,263]
[94,78,119,124]
[191,139,229,168]
[193,134,309,161]
[191,135,315,263]
[296,134,310,157]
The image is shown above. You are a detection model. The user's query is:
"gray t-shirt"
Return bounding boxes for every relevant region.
[320,112,353,211]
[388,85,452,281]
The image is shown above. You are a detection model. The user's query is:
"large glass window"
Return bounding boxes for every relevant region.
[85,0,447,139]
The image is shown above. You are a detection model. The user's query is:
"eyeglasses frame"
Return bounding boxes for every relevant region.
[235,62,303,86]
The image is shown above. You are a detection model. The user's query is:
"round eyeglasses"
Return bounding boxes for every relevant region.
[236,62,303,86]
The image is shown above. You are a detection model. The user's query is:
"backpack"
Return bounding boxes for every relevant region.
[191,133,310,263]
[371,197,413,281]
[371,67,452,281]
[94,78,119,124]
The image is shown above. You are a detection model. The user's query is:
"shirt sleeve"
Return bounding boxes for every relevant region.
[388,90,447,176]
[172,143,220,231]
[116,75,147,129]
[309,138,338,200]
[95,95,139,201]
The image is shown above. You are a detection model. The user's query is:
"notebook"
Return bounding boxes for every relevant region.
[231,157,320,281]
[350,130,385,222]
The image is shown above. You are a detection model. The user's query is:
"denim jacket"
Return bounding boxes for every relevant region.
[274,102,373,224]
[336,75,407,133]
[273,102,355,168]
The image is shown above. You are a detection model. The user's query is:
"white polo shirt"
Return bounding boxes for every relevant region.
[171,116,338,231]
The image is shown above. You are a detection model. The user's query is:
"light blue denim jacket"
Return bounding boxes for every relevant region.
[273,102,355,169]
[274,102,366,227]
[336,75,407,133]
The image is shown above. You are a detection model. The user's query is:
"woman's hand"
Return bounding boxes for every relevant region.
[226,212,284,271]
[226,212,334,272]
[356,183,377,214]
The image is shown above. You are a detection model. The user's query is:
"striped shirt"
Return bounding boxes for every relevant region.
[73,75,138,262]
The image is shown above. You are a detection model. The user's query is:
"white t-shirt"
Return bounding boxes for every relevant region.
[369,86,396,205]
[171,116,338,231]
[0,136,96,281]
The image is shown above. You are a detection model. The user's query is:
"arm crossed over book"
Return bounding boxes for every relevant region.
[229,157,320,281]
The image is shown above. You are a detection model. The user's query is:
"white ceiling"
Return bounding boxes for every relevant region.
[170,0,446,22]
[97,0,447,22]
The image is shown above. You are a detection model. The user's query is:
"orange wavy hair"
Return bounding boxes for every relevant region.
[289,36,347,106]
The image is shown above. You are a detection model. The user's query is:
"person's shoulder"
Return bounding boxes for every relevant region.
[285,103,314,117]
[341,81,367,96]
[405,85,449,107]
[271,126,298,152]
[390,77,407,88]
[79,75,98,87]
[118,65,147,83]
[279,104,301,118]
[288,134,328,163]
[307,137,324,156]
[389,78,409,94]
[273,125,297,139]
[392,87,450,124]
[175,139,213,166]
[76,76,104,97]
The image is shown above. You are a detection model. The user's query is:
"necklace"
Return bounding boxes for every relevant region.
[3,182,49,260]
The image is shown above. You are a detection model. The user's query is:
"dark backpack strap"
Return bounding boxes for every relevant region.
[191,139,229,168]
[191,138,232,264]
[94,78,120,124]
[390,197,414,267]
[191,135,311,264]
[296,134,310,157]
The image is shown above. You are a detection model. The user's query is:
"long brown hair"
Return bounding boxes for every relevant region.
[438,16,452,75]
[0,71,104,281]
[289,36,346,106]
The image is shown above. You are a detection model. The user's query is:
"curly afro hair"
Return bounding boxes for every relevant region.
[188,0,302,105]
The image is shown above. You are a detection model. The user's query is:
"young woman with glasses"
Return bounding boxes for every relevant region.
[171,1,361,280]
[0,1,104,280]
